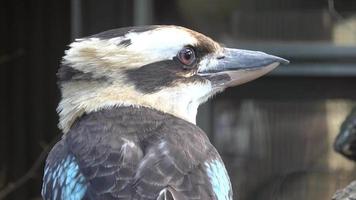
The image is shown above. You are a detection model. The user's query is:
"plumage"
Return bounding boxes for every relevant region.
[334,108,356,161]
[333,108,356,200]
[42,25,288,200]
[43,107,230,199]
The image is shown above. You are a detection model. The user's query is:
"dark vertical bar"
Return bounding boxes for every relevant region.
[133,0,153,25]
[71,0,82,39]
[0,0,11,192]
[81,0,133,35]
[6,0,28,199]
[25,0,70,198]
[0,0,70,199]
[197,101,213,139]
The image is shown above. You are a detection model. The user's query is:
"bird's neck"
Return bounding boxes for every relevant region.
[57,81,209,133]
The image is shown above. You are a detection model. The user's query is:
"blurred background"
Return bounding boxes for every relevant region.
[1,0,356,199]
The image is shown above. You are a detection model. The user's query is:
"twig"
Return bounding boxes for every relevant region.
[0,135,60,200]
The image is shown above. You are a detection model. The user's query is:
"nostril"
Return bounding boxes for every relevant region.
[217,56,225,60]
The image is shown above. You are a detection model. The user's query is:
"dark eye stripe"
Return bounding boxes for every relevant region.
[125,60,205,93]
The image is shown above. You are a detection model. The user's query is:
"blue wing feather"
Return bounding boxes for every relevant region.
[205,159,232,200]
[42,153,87,200]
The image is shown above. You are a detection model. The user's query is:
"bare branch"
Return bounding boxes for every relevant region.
[0,135,60,200]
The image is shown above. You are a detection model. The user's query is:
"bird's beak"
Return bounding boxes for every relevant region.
[198,48,289,88]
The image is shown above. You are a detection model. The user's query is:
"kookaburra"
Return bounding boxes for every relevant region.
[332,108,356,200]
[42,25,288,200]
[334,108,356,161]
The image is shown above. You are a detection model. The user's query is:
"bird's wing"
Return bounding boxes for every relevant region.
[42,140,89,200]
[42,116,144,199]
[130,134,219,200]
[42,112,223,200]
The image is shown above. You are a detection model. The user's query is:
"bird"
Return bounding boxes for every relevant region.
[332,108,356,200]
[41,25,289,200]
[334,108,356,161]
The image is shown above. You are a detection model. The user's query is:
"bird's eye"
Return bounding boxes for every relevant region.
[178,47,196,67]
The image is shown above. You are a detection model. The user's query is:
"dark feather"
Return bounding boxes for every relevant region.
[334,108,356,161]
[87,26,160,40]
[125,60,205,93]
[42,106,230,200]
[57,64,108,84]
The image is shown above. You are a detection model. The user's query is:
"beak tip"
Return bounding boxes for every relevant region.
[281,59,290,65]
[278,57,290,65]
[272,55,289,65]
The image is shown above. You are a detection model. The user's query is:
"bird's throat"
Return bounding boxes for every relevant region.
[57,81,211,133]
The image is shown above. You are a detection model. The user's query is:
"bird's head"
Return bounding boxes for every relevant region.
[58,25,288,132]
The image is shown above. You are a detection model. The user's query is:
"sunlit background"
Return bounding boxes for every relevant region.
[1,0,356,199]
